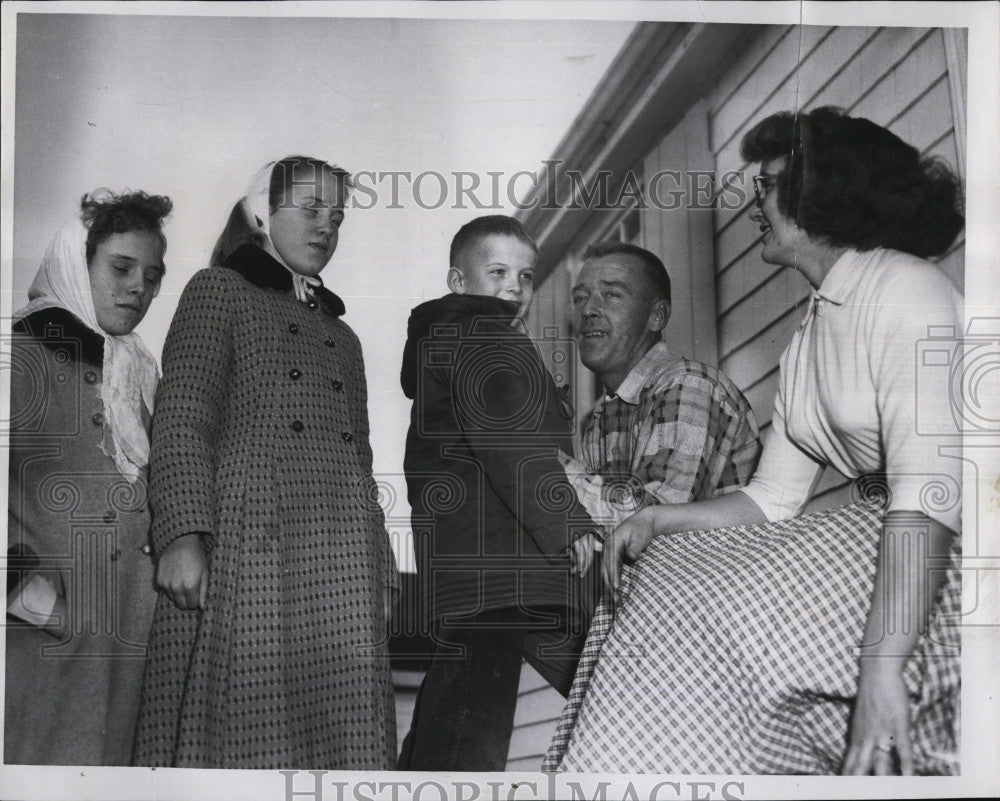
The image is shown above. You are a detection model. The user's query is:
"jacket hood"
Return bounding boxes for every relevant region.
[400,293,520,399]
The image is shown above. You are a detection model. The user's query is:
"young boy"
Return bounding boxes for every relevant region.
[398,215,599,771]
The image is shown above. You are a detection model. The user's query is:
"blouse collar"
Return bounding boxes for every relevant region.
[815,248,876,305]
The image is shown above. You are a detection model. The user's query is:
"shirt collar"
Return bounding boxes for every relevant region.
[815,248,873,305]
[609,340,676,406]
[222,244,346,317]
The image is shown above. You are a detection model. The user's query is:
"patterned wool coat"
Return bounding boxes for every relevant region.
[6,308,157,765]
[132,245,397,769]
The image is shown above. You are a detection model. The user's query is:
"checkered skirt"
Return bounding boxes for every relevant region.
[543,502,960,774]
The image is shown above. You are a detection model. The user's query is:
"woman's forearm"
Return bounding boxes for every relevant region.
[841,511,955,773]
[604,491,769,590]
[860,511,954,666]
[646,489,768,536]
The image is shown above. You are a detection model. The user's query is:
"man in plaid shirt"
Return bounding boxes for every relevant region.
[563,241,761,570]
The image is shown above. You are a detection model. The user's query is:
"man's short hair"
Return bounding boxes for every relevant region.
[582,240,671,303]
[450,215,538,268]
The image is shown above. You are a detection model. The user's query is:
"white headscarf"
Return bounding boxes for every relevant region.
[13,214,160,482]
[241,160,323,303]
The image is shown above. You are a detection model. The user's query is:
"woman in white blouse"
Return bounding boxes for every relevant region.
[546,107,964,775]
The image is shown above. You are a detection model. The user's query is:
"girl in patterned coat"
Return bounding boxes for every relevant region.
[6,190,171,764]
[132,157,398,769]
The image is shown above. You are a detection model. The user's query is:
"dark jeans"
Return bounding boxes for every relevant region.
[397,595,595,771]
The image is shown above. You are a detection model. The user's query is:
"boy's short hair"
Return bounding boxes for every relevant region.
[582,240,671,303]
[449,215,538,268]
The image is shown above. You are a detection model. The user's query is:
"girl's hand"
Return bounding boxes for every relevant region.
[603,507,658,592]
[156,533,209,610]
[841,661,913,775]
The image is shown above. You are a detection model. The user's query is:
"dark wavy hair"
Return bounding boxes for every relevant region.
[740,106,964,259]
[582,240,671,303]
[80,189,173,265]
[450,215,538,269]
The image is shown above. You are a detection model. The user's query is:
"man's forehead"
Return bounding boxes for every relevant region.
[577,254,644,285]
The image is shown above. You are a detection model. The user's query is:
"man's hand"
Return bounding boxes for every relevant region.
[156,533,209,610]
[570,531,603,576]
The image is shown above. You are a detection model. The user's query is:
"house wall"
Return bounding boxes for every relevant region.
[507,24,966,770]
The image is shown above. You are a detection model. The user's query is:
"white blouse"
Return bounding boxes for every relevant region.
[741,247,963,533]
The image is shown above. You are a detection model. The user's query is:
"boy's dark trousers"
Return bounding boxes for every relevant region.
[397,565,600,771]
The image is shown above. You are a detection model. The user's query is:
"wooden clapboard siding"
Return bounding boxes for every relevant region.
[641,100,720,366]
[525,251,579,403]
[506,663,565,770]
[392,670,423,756]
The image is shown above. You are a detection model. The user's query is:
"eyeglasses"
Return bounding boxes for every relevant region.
[752,174,779,207]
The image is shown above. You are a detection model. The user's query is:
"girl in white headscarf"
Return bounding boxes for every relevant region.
[133,157,398,770]
[5,189,172,765]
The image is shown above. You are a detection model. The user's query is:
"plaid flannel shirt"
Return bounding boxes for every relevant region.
[566,342,761,531]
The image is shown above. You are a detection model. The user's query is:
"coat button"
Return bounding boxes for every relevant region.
[288,323,299,334]
[332,379,343,392]
[341,431,353,443]
[289,368,302,380]
[110,549,122,562]
[141,544,152,555]
[92,412,104,426]
[291,420,304,432]
[324,338,336,348]
[84,371,98,384]
[103,510,117,523]
[307,299,318,310]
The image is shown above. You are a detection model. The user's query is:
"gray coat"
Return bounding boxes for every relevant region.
[132,245,397,769]
[5,307,157,765]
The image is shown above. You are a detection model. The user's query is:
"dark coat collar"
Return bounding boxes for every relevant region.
[12,307,105,366]
[221,244,346,317]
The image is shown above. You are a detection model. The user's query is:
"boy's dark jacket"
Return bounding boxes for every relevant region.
[401,293,596,622]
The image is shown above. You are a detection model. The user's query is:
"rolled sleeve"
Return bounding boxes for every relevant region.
[870,270,963,533]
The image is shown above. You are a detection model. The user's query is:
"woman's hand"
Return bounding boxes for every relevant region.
[841,661,913,775]
[603,507,659,592]
[156,533,209,610]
